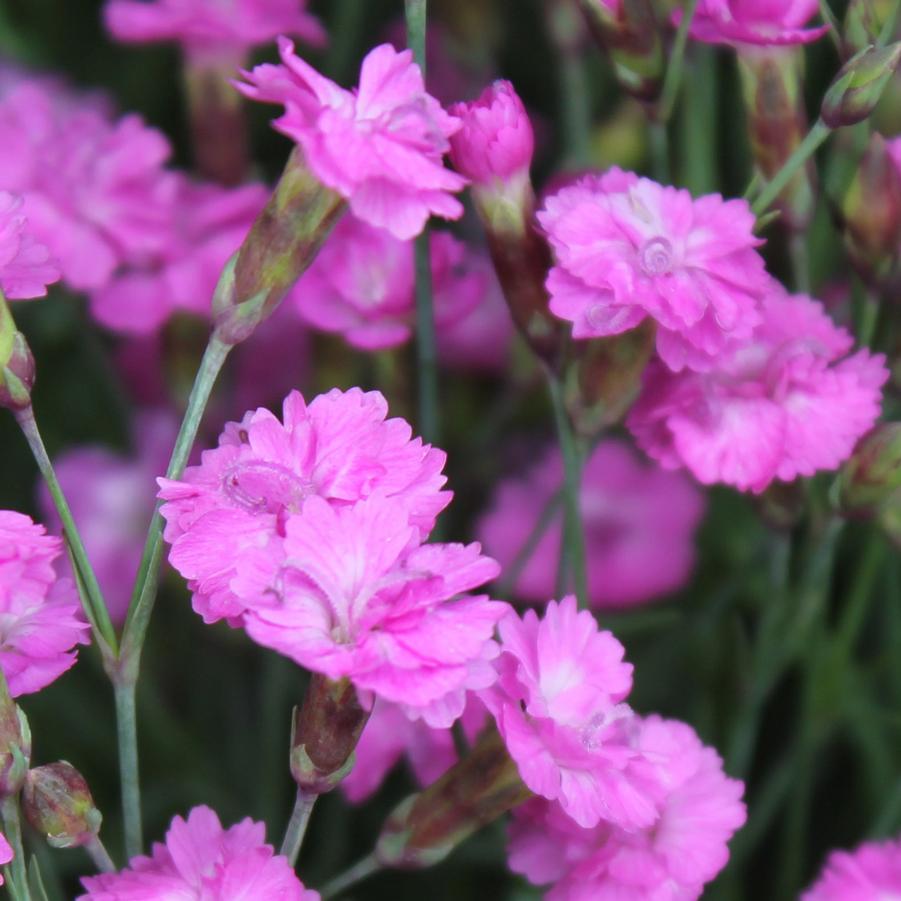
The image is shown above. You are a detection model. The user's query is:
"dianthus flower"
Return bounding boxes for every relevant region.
[803,835,901,900]
[0,511,89,696]
[508,716,746,901]
[480,597,658,829]
[89,178,266,334]
[679,0,829,47]
[238,40,466,240]
[79,805,317,900]
[539,169,770,372]
[292,214,488,350]
[159,388,450,625]
[104,0,325,63]
[39,411,177,623]
[0,192,59,299]
[478,440,704,608]
[0,75,174,292]
[627,287,888,493]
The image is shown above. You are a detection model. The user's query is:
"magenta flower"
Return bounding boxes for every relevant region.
[0,511,89,697]
[679,0,829,47]
[38,410,177,624]
[79,805,317,899]
[478,440,705,609]
[481,598,658,830]
[507,716,747,900]
[104,0,326,63]
[538,169,770,372]
[627,287,889,493]
[803,836,901,900]
[242,492,506,727]
[159,388,450,624]
[0,192,59,299]
[238,40,466,240]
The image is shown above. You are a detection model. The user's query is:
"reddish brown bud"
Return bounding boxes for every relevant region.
[839,423,901,515]
[822,42,901,128]
[23,762,101,849]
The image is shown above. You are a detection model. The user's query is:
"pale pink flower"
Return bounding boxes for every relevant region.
[478,440,704,608]
[159,388,450,624]
[242,492,506,727]
[678,0,829,47]
[538,169,770,372]
[104,0,325,63]
[38,411,177,624]
[0,511,89,696]
[0,192,59,299]
[0,831,11,884]
[628,287,888,493]
[238,40,466,240]
[89,178,266,334]
[803,836,901,900]
[481,597,658,830]
[508,716,747,901]
[79,805,317,900]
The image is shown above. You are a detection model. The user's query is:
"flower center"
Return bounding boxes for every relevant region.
[223,462,315,516]
[639,236,674,276]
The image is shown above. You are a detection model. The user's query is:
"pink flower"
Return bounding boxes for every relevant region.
[678,0,830,47]
[478,440,705,608]
[481,598,658,830]
[628,287,889,493]
[89,178,267,334]
[0,192,58,299]
[238,40,466,240]
[291,214,490,351]
[159,388,450,625]
[538,169,770,372]
[508,716,747,901]
[79,805,317,900]
[0,831,11,884]
[241,492,506,726]
[38,410,177,624]
[0,75,175,292]
[803,836,901,900]
[0,511,89,696]
[104,0,326,63]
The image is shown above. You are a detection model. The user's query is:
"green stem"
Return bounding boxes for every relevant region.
[2,797,31,901]
[14,407,117,654]
[857,284,882,348]
[834,533,885,662]
[878,0,901,46]
[279,788,317,867]
[497,489,564,598]
[113,677,141,859]
[658,0,700,122]
[320,852,381,899]
[751,119,832,219]
[789,231,811,295]
[648,120,670,183]
[818,0,842,53]
[85,836,116,873]
[679,48,717,194]
[404,0,427,70]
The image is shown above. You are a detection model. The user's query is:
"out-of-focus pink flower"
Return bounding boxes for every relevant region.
[478,440,704,609]
[0,192,59,299]
[79,805,317,900]
[508,716,746,901]
[539,169,770,372]
[678,0,829,47]
[343,695,487,802]
[628,287,888,493]
[481,598,658,830]
[89,178,266,334]
[242,493,506,727]
[38,410,177,624]
[159,388,450,625]
[0,75,175,293]
[0,511,89,696]
[803,836,901,900]
[105,0,325,64]
[238,40,466,240]
[0,831,11,884]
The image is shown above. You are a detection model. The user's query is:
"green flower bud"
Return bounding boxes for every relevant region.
[838,423,901,515]
[843,0,896,58]
[822,42,901,128]
[23,762,101,849]
[0,673,30,798]
[0,297,35,412]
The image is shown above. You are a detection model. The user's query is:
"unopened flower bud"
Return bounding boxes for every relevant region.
[822,42,901,128]
[838,423,901,515]
[843,0,896,58]
[289,675,371,795]
[0,297,35,412]
[0,673,29,798]
[22,762,101,849]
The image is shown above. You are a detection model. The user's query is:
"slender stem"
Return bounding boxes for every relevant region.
[85,836,116,873]
[818,0,842,53]
[834,533,885,663]
[404,0,427,70]
[14,407,117,654]
[114,678,141,859]
[320,852,381,900]
[648,120,670,184]
[878,0,901,46]
[751,119,832,219]
[279,788,317,867]
[497,489,564,598]
[679,48,717,194]
[547,374,588,608]
[658,0,700,122]
[857,284,882,348]
[789,231,811,295]
[2,797,31,901]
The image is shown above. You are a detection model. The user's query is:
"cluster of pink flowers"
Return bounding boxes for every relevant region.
[159,388,508,726]
[679,0,829,47]
[803,835,901,899]
[0,512,89,696]
[0,191,59,300]
[80,805,318,899]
